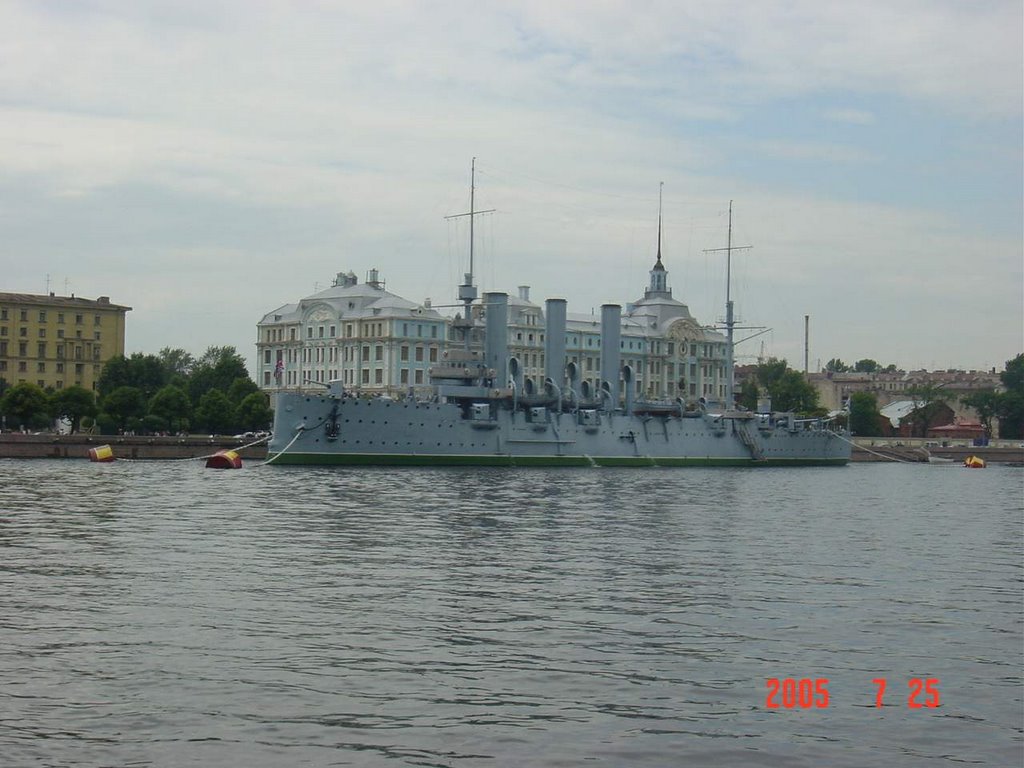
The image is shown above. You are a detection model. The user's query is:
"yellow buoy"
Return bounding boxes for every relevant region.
[205,449,243,469]
[963,455,986,468]
[88,445,116,462]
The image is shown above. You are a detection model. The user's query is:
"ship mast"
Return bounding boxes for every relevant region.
[445,158,495,351]
[704,201,751,408]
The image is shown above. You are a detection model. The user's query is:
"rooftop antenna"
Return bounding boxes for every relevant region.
[45,274,51,294]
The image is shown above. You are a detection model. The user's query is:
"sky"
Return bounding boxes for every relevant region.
[2,0,1021,375]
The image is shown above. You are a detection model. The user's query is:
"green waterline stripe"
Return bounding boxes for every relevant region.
[266,452,849,468]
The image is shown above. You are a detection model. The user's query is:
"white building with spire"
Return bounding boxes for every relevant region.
[257,257,729,403]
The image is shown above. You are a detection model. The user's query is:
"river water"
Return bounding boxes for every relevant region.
[1,459,1021,767]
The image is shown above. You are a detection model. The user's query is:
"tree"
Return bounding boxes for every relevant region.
[906,383,949,438]
[961,390,1000,438]
[97,353,166,399]
[853,359,880,373]
[102,386,147,430]
[997,353,1024,439]
[771,369,820,413]
[738,378,759,411]
[49,386,98,434]
[1,382,49,430]
[849,391,881,436]
[227,376,260,406]
[235,392,273,432]
[148,385,191,433]
[194,389,235,434]
[824,358,850,373]
[753,358,819,414]
[158,347,195,382]
[188,346,249,407]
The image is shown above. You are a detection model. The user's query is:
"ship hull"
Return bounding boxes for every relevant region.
[268,393,851,467]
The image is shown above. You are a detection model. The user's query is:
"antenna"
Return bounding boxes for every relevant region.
[45,274,51,294]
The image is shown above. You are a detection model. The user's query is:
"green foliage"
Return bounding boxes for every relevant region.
[194,389,235,434]
[997,353,1024,439]
[148,385,191,433]
[235,392,273,431]
[849,391,881,436]
[824,358,850,373]
[753,358,819,414]
[227,376,260,405]
[188,346,249,407]
[49,385,98,433]
[961,390,999,437]
[157,347,195,380]
[853,359,879,373]
[1,382,50,429]
[905,383,950,438]
[738,378,759,410]
[102,386,147,429]
[98,353,167,399]
[141,414,166,434]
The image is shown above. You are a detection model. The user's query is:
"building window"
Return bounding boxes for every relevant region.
[263,371,271,386]
[330,325,336,338]
[57,313,64,324]
[415,369,423,384]
[415,347,423,362]
[318,326,324,338]
[0,327,5,336]
[75,314,83,325]
[400,346,409,361]
[361,369,369,384]
[56,363,64,373]
[57,329,64,339]
[94,332,101,341]
[55,380,63,389]
[37,362,45,373]
[362,346,370,361]
[0,341,5,356]
[19,327,26,337]
[38,310,47,322]
[307,327,313,338]
[0,309,6,320]
[375,345,383,361]
[94,315,101,326]
[37,343,45,358]
[56,344,64,359]
[264,350,271,364]
[76,363,84,375]
[374,369,383,384]
[20,310,27,321]
[429,347,438,362]
[38,328,46,338]
[400,369,409,384]
[18,361,26,372]
[18,342,26,356]
[290,328,296,341]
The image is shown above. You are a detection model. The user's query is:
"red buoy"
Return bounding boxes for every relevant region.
[205,450,243,469]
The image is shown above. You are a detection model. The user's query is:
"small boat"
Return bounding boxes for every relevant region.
[963,455,986,468]
[927,454,956,465]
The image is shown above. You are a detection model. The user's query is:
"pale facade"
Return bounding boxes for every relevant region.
[0,292,131,391]
[258,260,729,403]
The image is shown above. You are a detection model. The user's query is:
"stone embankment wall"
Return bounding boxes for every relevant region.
[0,433,268,461]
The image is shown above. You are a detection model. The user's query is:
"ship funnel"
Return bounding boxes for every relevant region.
[600,304,622,411]
[484,292,508,388]
[544,299,567,395]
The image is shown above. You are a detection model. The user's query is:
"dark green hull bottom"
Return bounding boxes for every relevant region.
[267,452,849,467]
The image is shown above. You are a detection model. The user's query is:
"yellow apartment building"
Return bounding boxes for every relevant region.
[0,292,132,392]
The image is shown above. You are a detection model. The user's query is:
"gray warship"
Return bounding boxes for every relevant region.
[267,175,850,467]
